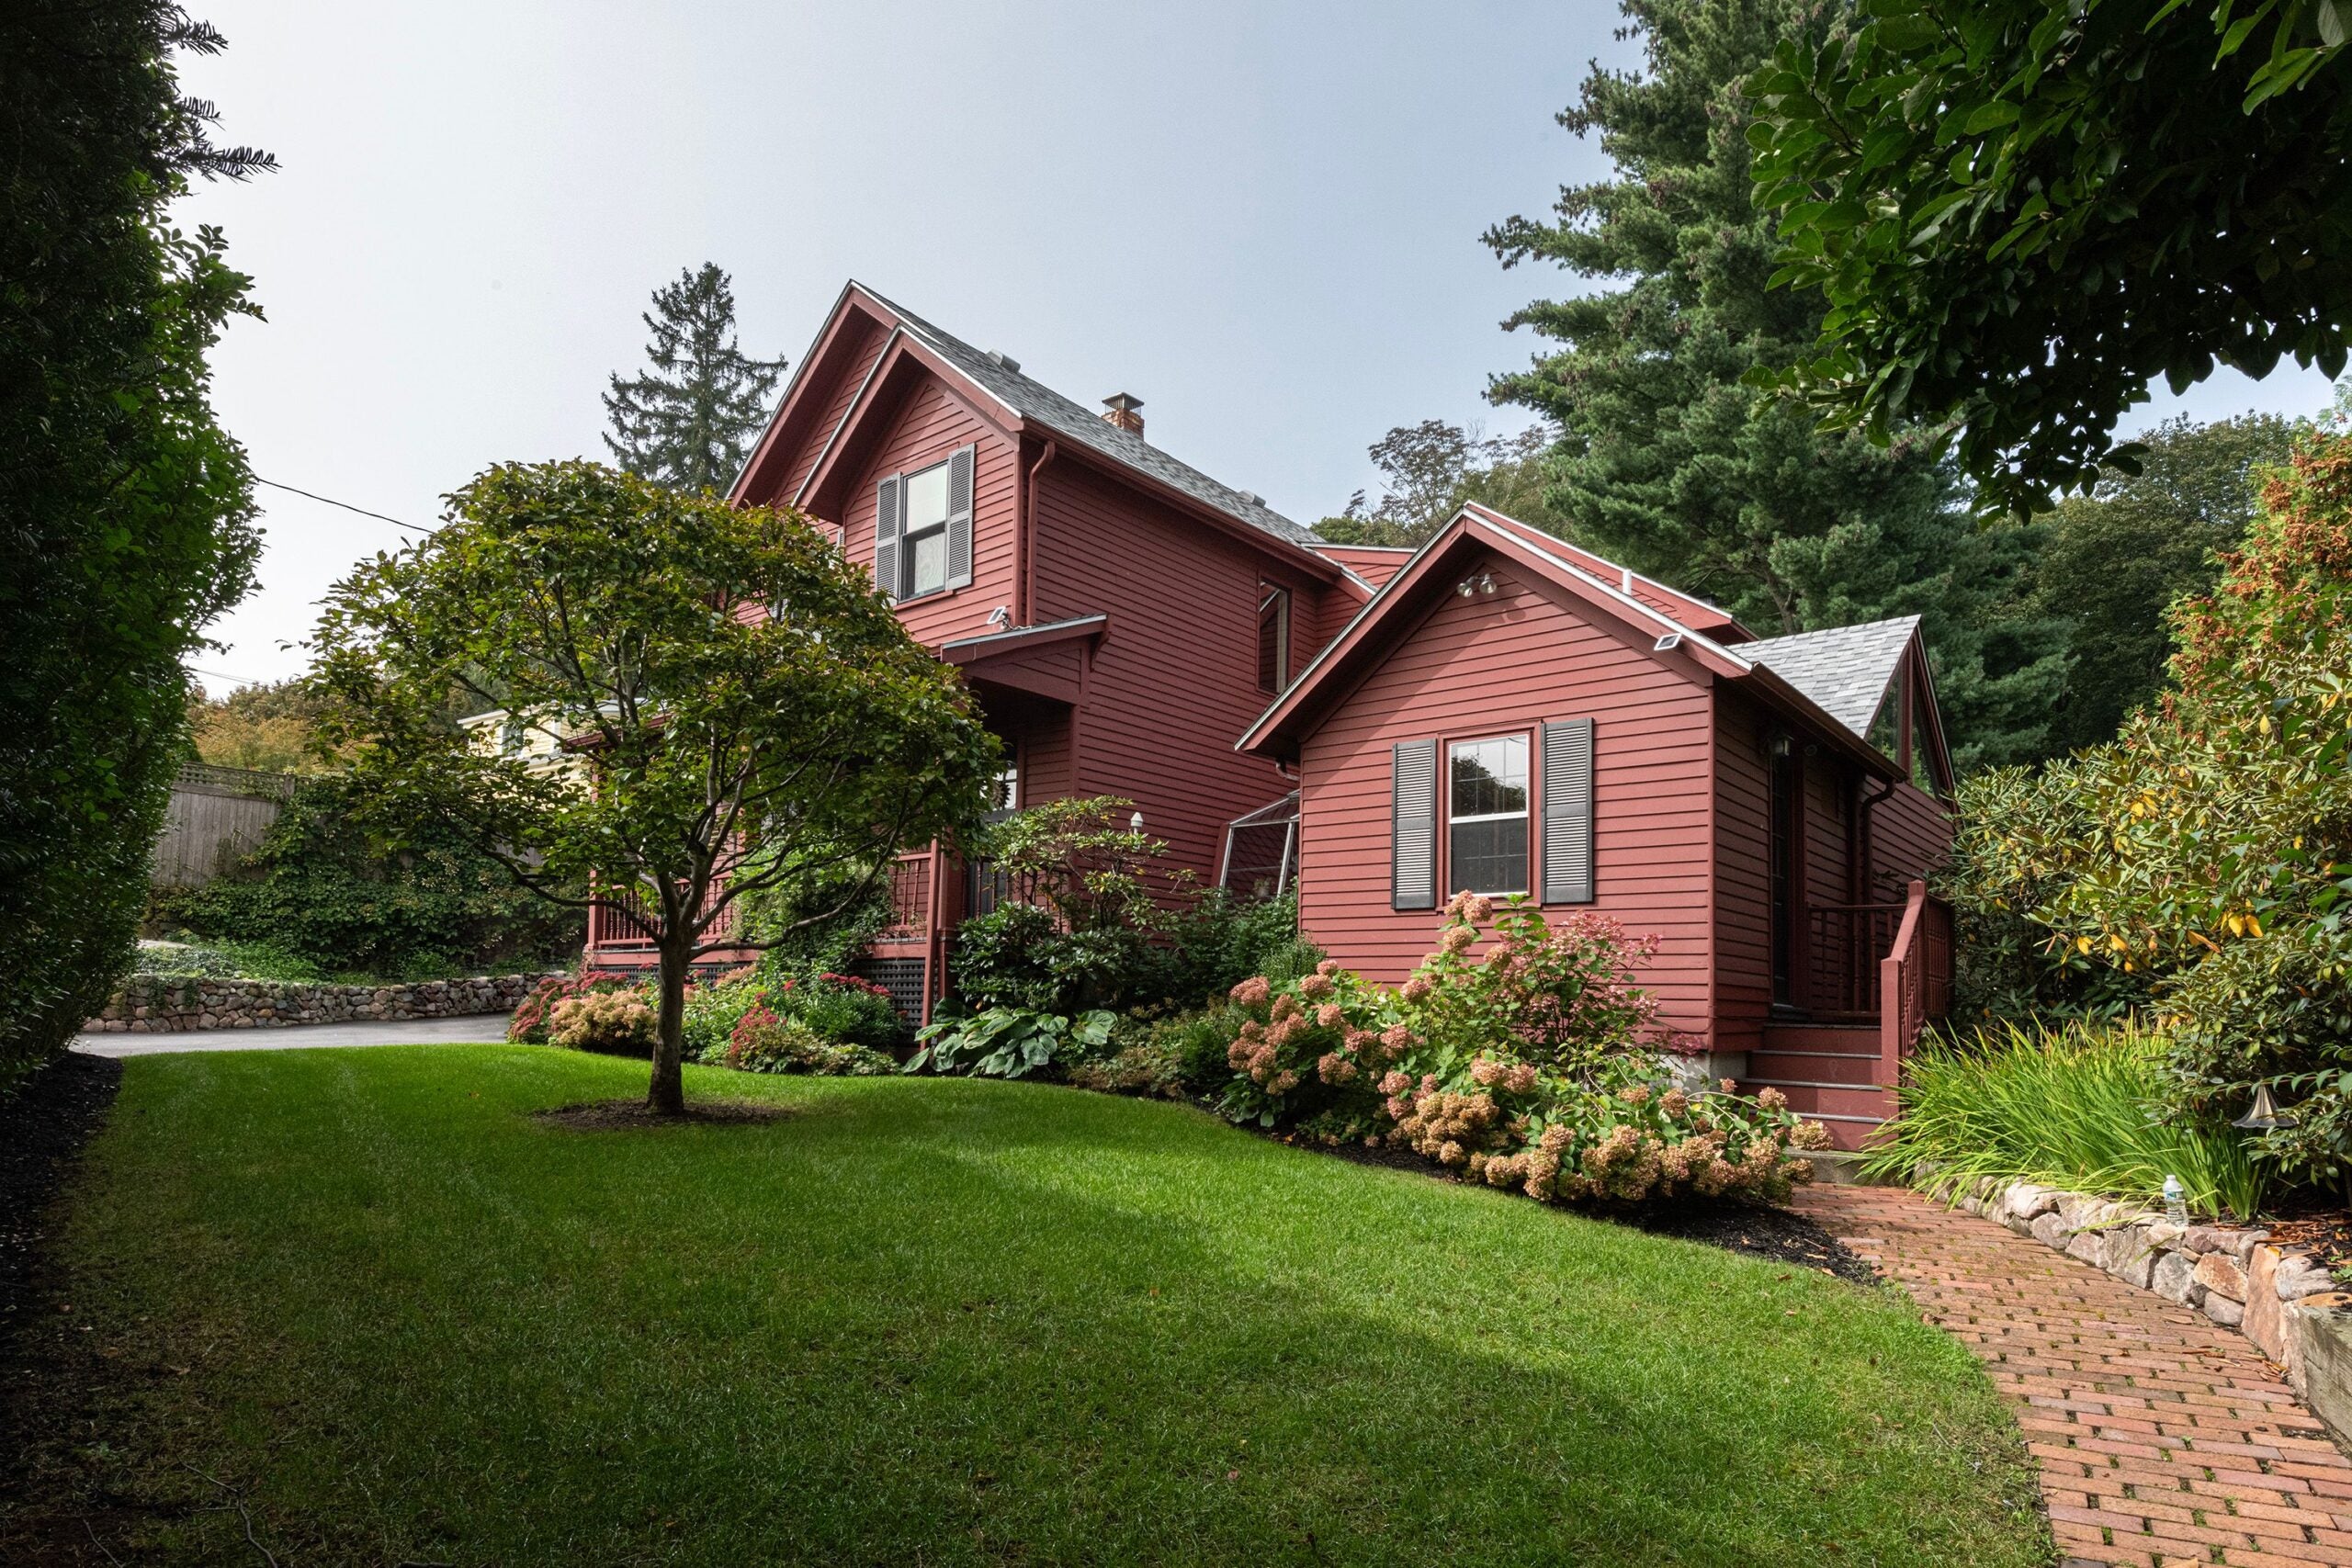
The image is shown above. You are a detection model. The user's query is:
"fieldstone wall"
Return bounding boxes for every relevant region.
[1944,1174,2352,1442]
[85,972,551,1033]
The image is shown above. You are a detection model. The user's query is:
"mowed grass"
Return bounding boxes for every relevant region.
[40,1047,2048,1565]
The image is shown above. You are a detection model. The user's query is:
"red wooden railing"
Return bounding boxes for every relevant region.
[584,876,738,951]
[1806,901,1905,1017]
[1877,877,1953,1083]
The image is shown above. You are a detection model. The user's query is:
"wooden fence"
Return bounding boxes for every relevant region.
[151,763,297,889]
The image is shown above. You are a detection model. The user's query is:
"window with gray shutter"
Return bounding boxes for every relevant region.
[945,444,975,589]
[1541,717,1594,904]
[1392,739,1438,910]
[874,474,903,601]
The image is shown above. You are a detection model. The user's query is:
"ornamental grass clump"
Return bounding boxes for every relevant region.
[1862,1018,2267,1219]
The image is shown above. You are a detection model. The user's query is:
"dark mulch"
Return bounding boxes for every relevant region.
[2263,1211,2352,1277]
[0,1051,125,1564]
[534,1097,797,1131]
[1262,1124,1876,1284]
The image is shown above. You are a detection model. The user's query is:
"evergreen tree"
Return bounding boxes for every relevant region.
[1484,0,2066,772]
[603,264,786,495]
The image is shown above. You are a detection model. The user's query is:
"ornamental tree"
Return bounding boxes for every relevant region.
[1748,0,2352,514]
[311,460,999,1113]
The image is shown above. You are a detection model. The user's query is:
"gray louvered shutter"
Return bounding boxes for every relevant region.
[945,444,975,589]
[873,474,903,601]
[1542,718,1594,904]
[1392,739,1438,911]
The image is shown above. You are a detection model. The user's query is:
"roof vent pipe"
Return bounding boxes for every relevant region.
[1621,566,1634,592]
[1102,392,1145,437]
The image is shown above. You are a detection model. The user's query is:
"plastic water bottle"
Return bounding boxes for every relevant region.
[2164,1174,2188,1226]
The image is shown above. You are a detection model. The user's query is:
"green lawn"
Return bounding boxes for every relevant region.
[24,1047,2048,1565]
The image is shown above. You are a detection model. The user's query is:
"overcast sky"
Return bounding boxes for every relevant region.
[175,1,2338,694]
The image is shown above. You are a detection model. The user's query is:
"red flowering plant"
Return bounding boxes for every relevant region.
[1215,959,1419,1129]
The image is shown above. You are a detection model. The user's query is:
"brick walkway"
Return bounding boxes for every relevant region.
[1798,1185,2352,1567]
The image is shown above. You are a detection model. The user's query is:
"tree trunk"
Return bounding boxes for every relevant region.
[648,938,689,1114]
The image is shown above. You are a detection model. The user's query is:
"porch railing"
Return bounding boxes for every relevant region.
[1877,878,1953,1082]
[584,877,738,951]
[1805,901,1906,1017]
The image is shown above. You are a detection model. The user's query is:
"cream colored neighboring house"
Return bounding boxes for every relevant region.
[458,709,589,783]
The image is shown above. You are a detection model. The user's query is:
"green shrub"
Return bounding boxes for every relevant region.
[773,973,902,1048]
[548,990,658,1054]
[1067,1039,1189,1098]
[1155,889,1308,1003]
[1862,1019,2267,1220]
[680,972,763,1061]
[717,1010,895,1076]
[951,903,1065,1012]
[133,939,322,983]
[1934,437,2352,1192]
[157,775,580,981]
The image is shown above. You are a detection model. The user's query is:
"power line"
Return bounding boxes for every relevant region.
[254,476,433,536]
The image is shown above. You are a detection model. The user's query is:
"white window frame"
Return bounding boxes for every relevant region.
[900,457,953,600]
[1446,733,1531,897]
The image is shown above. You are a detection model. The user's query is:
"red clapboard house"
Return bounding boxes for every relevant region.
[585,281,1382,1016]
[1238,504,1956,1148]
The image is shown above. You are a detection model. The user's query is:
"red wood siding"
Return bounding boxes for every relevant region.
[834,378,1017,648]
[1294,552,1717,1044]
[784,317,888,503]
[1314,546,1413,591]
[1029,457,1318,886]
[1871,779,1952,897]
[1712,692,1773,1055]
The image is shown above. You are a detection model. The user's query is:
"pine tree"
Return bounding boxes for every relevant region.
[603,264,786,495]
[1485,0,2067,772]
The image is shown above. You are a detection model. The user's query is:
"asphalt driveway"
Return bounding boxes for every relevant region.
[74,1014,514,1057]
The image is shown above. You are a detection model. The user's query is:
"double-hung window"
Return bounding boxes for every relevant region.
[1448,735,1529,895]
[901,459,952,599]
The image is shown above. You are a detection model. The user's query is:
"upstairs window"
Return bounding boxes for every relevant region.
[1257,584,1292,693]
[902,460,952,598]
[1448,735,1529,896]
[873,446,975,603]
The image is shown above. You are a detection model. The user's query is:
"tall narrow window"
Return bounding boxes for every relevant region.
[1257,584,1292,693]
[901,459,952,599]
[1448,735,1529,895]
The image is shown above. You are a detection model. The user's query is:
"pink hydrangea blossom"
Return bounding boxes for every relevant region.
[1228,976,1271,1008]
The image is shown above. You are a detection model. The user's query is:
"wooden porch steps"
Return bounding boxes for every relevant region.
[1743,1022,1893,1153]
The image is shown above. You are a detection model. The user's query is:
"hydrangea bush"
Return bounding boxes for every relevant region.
[1212,893,1826,1205]
[548,989,658,1053]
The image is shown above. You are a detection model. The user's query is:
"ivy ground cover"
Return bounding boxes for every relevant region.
[10,1047,2049,1565]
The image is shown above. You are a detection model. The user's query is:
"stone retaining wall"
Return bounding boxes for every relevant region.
[1947,1174,2352,1442]
[85,972,552,1033]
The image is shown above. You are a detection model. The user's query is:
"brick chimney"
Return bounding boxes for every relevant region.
[1101,392,1145,437]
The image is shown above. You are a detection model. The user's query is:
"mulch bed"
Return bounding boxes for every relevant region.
[534,1098,797,1130]
[1262,1125,1877,1284]
[0,1051,125,1565]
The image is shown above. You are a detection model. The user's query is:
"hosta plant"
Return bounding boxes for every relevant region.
[906,1005,1116,1080]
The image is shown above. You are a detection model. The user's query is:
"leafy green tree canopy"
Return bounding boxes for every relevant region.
[0,1,269,1085]
[604,263,786,495]
[1483,0,2067,770]
[1315,422,1561,547]
[1748,0,2352,514]
[311,461,1000,1111]
[2029,412,2298,753]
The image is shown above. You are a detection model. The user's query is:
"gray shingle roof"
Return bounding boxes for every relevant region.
[1740,615,1920,738]
[858,284,1326,552]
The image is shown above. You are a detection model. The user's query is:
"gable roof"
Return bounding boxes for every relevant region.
[742,281,1331,571]
[1740,616,1921,739]
[1236,504,1933,784]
